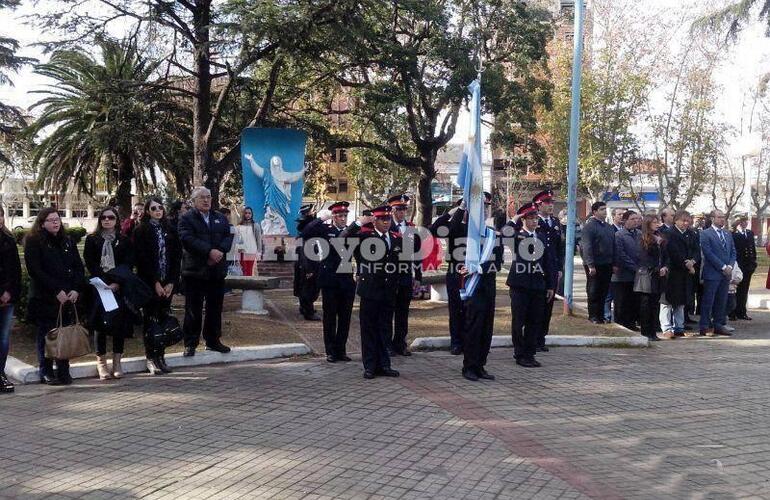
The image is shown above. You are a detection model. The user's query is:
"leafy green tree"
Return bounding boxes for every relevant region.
[0,0,35,169]
[696,0,770,39]
[25,38,190,216]
[292,0,552,225]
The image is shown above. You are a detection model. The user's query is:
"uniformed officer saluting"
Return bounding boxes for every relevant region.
[341,205,402,379]
[387,194,422,356]
[301,201,356,363]
[507,202,556,368]
[452,194,503,382]
[429,193,492,356]
[294,205,321,321]
[533,189,563,353]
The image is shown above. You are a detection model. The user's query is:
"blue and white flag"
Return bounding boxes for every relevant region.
[457,79,493,300]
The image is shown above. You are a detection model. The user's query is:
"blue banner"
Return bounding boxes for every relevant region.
[241,128,307,236]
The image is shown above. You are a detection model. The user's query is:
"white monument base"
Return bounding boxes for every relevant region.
[241,289,269,315]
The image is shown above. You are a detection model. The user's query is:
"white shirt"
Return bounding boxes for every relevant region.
[374,228,391,248]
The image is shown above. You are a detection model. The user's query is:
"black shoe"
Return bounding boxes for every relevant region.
[462,368,479,381]
[589,318,602,324]
[516,358,536,368]
[326,355,337,363]
[183,347,196,357]
[363,370,375,379]
[537,346,550,352]
[304,313,321,321]
[380,368,400,377]
[628,325,640,332]
[728,314,737,321]
[477,368,495,380]
[394,349,412,357]
[57,360,73,385]
[738,315,752,321]
[649,336,660,341]
[530,358,542,367]
[205,342,231,354]
[337,355,352,362]
[450,346,462,355]
[44,374,62,385]
[157,355,172,374]
[0,374,15,393]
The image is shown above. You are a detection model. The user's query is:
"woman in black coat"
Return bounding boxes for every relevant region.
[83,207,134,380]
[636,215,668,341]
[0,206,22,393]
[133,197,181,375]
[24,207,85,385]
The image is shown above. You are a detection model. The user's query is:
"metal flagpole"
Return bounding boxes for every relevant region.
[563,1,585,315]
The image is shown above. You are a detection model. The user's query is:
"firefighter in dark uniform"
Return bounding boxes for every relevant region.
[387,194,422,356]
[533,189,563,352]
[294,204,321,321]
[451,196,504,382]
[301,201,355,362]
[429,192,493,356]
[506,203,557,368]
[341,205,402,379]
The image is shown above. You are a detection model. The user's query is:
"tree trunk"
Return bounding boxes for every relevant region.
[114,152,134,219]
[192,2,212,188]
[415,155,436,227]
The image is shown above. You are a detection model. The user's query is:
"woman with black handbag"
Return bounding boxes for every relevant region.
[83,207,134,380]
[24,207,86,385]
[134,197,181,375]
[635,214,668,341]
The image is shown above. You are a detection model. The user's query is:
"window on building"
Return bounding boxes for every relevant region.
[6,203,23,217]
[338,149,348,163]
[338,180,348,193]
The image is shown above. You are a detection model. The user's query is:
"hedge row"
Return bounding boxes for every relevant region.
[12,226,88,245]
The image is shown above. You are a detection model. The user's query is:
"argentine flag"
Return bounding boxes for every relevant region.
[457,79,495,300]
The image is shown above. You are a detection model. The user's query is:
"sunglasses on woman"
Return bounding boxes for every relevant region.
[149,206,164,212]
[101,215,116,220]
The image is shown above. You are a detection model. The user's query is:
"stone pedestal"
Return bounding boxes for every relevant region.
[241,289,268,315]
[430,284,448,303]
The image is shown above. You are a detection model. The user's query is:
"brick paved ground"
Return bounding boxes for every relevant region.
[3,302,770,499]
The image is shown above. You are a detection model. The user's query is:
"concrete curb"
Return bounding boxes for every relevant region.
[5,343,312,384]
[411,334,649,350]
[748,293,770,310]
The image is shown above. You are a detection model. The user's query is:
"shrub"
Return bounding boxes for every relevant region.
[65,227,87,244]
[13,228,27,245]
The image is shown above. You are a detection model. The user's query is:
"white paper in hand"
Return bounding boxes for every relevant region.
[89,277,119,312]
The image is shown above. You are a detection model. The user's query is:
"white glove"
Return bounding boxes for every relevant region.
[317,209,332,222]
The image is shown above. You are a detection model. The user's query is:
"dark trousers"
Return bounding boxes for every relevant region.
[462,289,495,372]
[95,332,125,356]
[183,277,225,349]
[539,294,555,348]
[700,278,729,331]
[611,281,638,329]
[585,264,612,321]
[637,292,659,339]
[387,284,412,353]
[321,287,355,357]
[446,271,465,349]
[144,295,172,357]
[299,274,320,318]
[510,288,546,360]
[734,269,753,317]
[359,297,392,372]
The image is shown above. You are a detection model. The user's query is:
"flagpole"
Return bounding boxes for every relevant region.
[563,1,585,315]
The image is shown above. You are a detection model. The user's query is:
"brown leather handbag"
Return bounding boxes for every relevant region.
[45,304,92,360]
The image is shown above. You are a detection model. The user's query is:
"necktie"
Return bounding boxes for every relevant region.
[718,230,726,248]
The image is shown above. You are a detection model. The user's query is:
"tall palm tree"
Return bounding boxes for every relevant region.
[26,38,191,216]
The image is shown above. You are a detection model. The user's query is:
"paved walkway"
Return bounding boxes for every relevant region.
[3,306,770,499]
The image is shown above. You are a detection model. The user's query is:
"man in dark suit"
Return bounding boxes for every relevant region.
[507,203,556,368]
[533,189,562,352]
[387,194,422,356]
[178,187,234,356]
[580,201,615,323]
[301,202,356,363]
[699,210,737,336]
[342,204,401,379]
[731,215,757,320]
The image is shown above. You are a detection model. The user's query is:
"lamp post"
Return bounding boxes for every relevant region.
[563,0,585,315]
